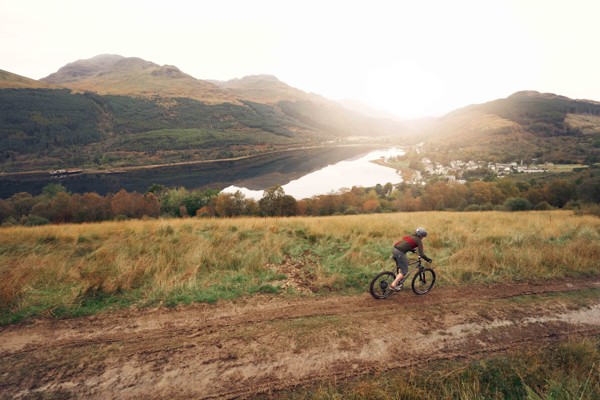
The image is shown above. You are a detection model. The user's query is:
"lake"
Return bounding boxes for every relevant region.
[223,147,405,199]
[0,146,404,199]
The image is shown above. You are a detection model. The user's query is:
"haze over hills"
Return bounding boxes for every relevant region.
[210,74,327,104]
[1,54,600,172]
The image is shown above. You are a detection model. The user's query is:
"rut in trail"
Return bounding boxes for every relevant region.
[1,277,599,399]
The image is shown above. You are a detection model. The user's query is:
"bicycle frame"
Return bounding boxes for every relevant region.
[395,254,425,283]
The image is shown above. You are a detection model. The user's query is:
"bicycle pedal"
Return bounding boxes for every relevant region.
[390,283,403,291]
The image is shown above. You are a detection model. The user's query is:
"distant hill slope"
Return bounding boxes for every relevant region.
[212,74,323,104]
[213,74,411,138]
[0,70,54,89]
[423,91,600,163]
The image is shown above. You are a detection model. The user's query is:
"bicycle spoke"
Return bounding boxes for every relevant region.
[369,271,396,299]
[412,268,435,295]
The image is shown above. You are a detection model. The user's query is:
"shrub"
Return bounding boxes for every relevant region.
[574,204,600,217]
[534,201,553,211]
[504,197,532,211]
[24,215,50,226]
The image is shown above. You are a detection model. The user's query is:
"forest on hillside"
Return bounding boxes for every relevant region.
[0,88,411,172]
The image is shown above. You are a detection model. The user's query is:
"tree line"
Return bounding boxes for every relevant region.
[1,170,598,226]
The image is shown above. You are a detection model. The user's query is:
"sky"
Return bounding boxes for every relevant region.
[1,0,599,119]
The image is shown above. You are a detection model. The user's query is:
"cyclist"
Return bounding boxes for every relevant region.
[390,227,432,290]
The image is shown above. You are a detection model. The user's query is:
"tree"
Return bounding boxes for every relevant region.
[0,199,16,224]
[544,179,577,208]
[495,179,520,199]
[213,192,244,217]
[9,192,38,218]
[362,198,381,213]
[578,176,600,203]
[142,192,160,218]
[467,181,493,205]
[111,189,134,218]
[279,195,298,216]
[41,183,67,198]
[72,192,111,222]
[258,186,285,216]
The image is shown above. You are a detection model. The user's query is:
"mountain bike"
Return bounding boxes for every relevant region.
[369,252,435,299]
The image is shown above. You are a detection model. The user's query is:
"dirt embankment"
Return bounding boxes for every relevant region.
[1,277,599,399]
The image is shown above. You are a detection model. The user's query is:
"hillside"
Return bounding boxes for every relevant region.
[212,74,323,103]
[4,55,600,171]
[0,55,411,173]
[0,69,55,89]
[423,91,600,163]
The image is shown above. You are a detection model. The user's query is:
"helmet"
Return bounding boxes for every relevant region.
[415,227,428,238]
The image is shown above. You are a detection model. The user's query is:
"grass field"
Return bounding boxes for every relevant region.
[1,210,599,325]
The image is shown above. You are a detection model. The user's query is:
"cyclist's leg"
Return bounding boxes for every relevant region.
[390,249,408,289]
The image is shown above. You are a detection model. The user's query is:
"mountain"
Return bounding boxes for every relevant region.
[212,74,324,104]
[0,55,411,173]
[5,54,599,172]
[40,55,410,136]
[422,91,600,163]
[40,54,239,104]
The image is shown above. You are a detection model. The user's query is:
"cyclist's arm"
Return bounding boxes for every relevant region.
[417,239,432,262]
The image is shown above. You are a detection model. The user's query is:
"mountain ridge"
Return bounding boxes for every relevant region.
[0,55,414,172]
[39,54,239,104]
[2,55,600,170]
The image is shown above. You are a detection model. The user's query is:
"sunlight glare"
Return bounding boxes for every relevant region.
[366,61,443,118]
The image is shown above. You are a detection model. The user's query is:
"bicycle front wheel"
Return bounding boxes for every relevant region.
[412,268,436,295]
[369,271,396,299]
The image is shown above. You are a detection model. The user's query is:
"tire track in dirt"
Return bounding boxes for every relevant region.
[1,277,599,399]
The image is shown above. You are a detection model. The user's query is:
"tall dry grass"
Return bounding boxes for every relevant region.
[1,211,598,323]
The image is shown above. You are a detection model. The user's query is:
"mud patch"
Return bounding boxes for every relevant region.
[267,254,319,294]
[0,277,599,399]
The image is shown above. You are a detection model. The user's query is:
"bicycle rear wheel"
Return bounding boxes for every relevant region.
[369,271,396,299]
[412,268,435,295]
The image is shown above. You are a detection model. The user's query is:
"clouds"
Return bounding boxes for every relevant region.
[2,0,599,118]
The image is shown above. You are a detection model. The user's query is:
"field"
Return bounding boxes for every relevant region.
[1,211,599,398]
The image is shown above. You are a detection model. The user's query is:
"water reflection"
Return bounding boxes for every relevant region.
[223,147,405,199]
[0,146,384,198]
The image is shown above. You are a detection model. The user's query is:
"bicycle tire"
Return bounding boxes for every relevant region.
[369,271,396,299]
[411,268,435,295]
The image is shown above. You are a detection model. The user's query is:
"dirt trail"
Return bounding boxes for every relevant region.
[1,277,599,399]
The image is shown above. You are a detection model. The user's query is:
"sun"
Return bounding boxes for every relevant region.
[366,61,444,119]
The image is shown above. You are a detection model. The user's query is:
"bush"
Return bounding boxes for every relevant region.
[23,215,50,226]
[504,197,532,211]
[574,204,600,217]
[534,201,553,211]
